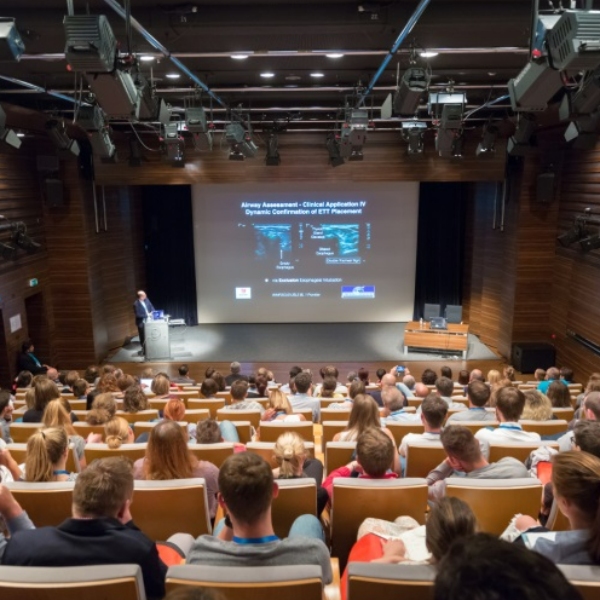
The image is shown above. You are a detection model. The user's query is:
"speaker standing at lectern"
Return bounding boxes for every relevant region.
[133,290,155,352]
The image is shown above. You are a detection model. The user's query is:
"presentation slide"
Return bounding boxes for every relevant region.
[191,182,419,323]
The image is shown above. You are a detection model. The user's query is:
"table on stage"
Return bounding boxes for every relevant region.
[403,321,469,359]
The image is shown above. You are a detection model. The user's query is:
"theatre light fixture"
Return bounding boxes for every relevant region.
[429,91,466,158]
[0,17,25,61]
[0,241,16,260]
[64,15,117,73]
[0,104,21,150]
[507,113,536,156]
[185,106,213,151]
[339,109,368,161]
[476,123,498,156]
[225,121,258,160]
[401,121,427,155]
[46,119,80,156]
[161,122,185,167]
[557,209,600,250]
[326,133,344,167]
[580,233,600,252]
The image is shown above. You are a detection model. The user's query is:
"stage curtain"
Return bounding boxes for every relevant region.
[142,185,198,326]
[413,182,467,320]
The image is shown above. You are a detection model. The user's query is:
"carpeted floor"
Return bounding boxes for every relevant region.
[109,322,498,364]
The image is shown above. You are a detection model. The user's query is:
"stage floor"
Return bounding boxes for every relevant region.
[109,322,498,364]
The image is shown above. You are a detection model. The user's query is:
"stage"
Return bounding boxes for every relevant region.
[109,322,498,364]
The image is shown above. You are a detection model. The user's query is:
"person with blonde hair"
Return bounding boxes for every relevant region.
[151,374,172,399]
[516,451,600,565]
[86,393,117,425]
[133,420,219,518]
[273,431,327,515]
[262,389,306,422]
[42,399,86,469]
[104,417,134,449]
[23,377,60,423]
[486,370,502,386]
[503,366,516,382]
[23,427,77,482]
[521,389,553,421]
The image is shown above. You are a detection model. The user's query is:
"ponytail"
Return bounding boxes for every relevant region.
[104,417,130,449]
[25,427,68,482]
[274,432,306,478]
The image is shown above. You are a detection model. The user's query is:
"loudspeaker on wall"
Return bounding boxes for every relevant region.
[536,172,555,204]
[45,178,64,208]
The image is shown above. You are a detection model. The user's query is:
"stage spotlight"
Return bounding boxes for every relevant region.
[326,134,344,167]
[161,123,185,167]
[507,113,536,156]
[339,109,368,160]
[476,124,498,156]
[265,133,280,166]
[45,120,80,156]
[547,10,600,72]
[428,92,466,122]
[558,223,587,247]
[0,241,16,260]
[393,67,430,116]
[580,233,600,252]
[77,105,106,131]
[435,127,463,158]
[12,223,40,252]
[0,18,25,61]
[0,105,21,150]
[225,122,258,160]
[571,68,600,116]
[186,107,212,151]
[63,15,117,73]
[401,121,426,155]
[89,127,116,162]
[86,70,140,120]
[508,58,563,113]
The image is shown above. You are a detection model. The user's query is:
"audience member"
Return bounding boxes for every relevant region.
[457,369,470,388]
[122,385,149,413]
[262,389,305,422]
[186,452,332,582]
[486,370,502,386]
[357,367,370,384]
[172,364,196,386]
[434,533,582,600]
[133,420,219,518]
[195,419,223,444]
[72,378,89,400]
[16,339,49,376]
[87,373,119,410]
[421,369,437,385]
[403,374,416,392]
[200,378,219,399]
[317,376,345,399]
[211,372,227,392]
[475,387,541,452]
[469,369,485,383]
[14,370,33,390]
[22,427,77,482]
[23,377,60,423]
[86,393,117,425]
[288,372,320,422]
[105,417,134,448]
[399,394,447,458]
[414,382,430,398]
[83,365,99,385]
[0,391,13,443]
[547,380,572,408]
[280,366,303,394]
[534,367,546,382]
[151,374,172,401]
[560,367,574,384]
[440,366,453,380]
[434,377,467,411]
[42,399,86,469]
[381,386,418,424]
[521,389,553,421]
[447,381,494,422]
[537,367,563,394]
[1,456,168,599]
[427,425,529,502]
[225,361,248,387]
[221,379,265,415]
[503,365,516,382]
[558,391,600,451]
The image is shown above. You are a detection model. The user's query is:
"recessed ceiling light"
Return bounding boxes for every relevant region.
[260,72,275,78]
[16,132,25,138]
[166,72,180,79]
[139,55,155,62]
[310,72,325,78]
[231,53,249,60]
[420,51,439,58]
[326,53,344,59]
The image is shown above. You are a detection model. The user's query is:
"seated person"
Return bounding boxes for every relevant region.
[557,391,600,451]
[381,387,418,424]
[0,390,13,443]
[194,418,245,451]
[399,394,448,460]
[475,387,541,454]
[323,428,399,501]
[220,380,264,415]
[288,372,320,422]
[72,378,90,401]
[261,389,306,422]
[447,381,495,422]
[0,457,168,599]
[316,376,346,399]
[313,366,348,396]
[521,389,553,421]
[427,425,529,502]
[435,533,582,600]
[434,377,468,412]
[186,452,332,583]
[328,379,365,409]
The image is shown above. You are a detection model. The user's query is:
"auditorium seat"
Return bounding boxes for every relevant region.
[7,442,79,474]
[229,421,253,443]
[0,564,147,600]
[320,407,352,422]
[385,422,425,447]
[6,481,74,527]
[71,410,90,420]
[180,408,210,422]
[169,391,201,404]
[325,441,356,475]
[132,478,212,540]
[404,443,446,478]
[347,563,436,600]
[320,422,348,447]
[9,423,43,443]
[84,443,147,464]
[551,407,574,421]
[258,421,315,443]
[330,478,428,569]
[216,408,262,428]
[272,478,318,538]
[407,398,422,409]
[293,408,314,421]
[116,410,159,424]
[166,565,324,600]
[520,420,569,436]
[487,441,559,464]
[188,442,236,467]
[559,565,600,600]
[320,398,349,408]
[73,422,105,439]
[67,400,87,410]
[215,391,232,403]
[188,398,226,417]
[445,477,543,535]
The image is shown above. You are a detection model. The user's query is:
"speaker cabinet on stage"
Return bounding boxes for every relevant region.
[511,342,555,374]
[536,172,555,204]
[144,320,170,360]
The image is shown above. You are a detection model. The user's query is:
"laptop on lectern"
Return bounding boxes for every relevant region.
[430,317,448,330]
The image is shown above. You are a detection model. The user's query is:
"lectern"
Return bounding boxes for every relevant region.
[144,320,170,359]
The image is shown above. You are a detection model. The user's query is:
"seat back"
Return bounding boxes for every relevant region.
[9,423,43,444]
[405,443,446,478]
[188,443,236,468]
[423,303,440,320]
[520,420,569,436]
[319,398,348,408]
[73,422,106,440]
[132,478,212,540]
[347,563,435,600]
[293,408,314,421]
[259,421,315,443]
[216,408,262,428]
[166,565,323,600]
[272,478,318,538]
[331,478,428,569]
[487,441,558,463]
[321,421,349,446]
[7,442,79,474]
[325,441,356,475]
[552,407,574,421]
[444,304,462,324]
[458,421,500,435]
[6,481,74,527]
[188,398,226,417]
[558,565,600,600]
[407,398,422,409]
[320,407,352,422]
[0,564,146,600]
[68,400,88,410]
[445,477,543,535]
[84,443,148,464]
[116,410,159,423]
[385,422,425,447]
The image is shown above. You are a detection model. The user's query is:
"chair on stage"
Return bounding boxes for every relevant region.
[445,304,463,324]
[423,303,440,320]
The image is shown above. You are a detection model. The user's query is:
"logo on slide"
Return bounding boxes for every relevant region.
[341,285,375,299]
[236,287,252,299]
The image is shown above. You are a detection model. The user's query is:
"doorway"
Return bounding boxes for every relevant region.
[25,292,50,365]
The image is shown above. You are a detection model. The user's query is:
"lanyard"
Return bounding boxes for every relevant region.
[233,535,279,544]
[53,470,70,475]
[498,424,523,431]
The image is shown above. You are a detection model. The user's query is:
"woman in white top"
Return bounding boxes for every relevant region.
[261,389,306,422]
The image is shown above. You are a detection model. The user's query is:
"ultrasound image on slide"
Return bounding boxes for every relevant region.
[315,224,360,255]
[253,224,292,261]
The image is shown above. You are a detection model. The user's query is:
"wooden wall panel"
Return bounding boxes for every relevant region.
[95,134,507,186]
